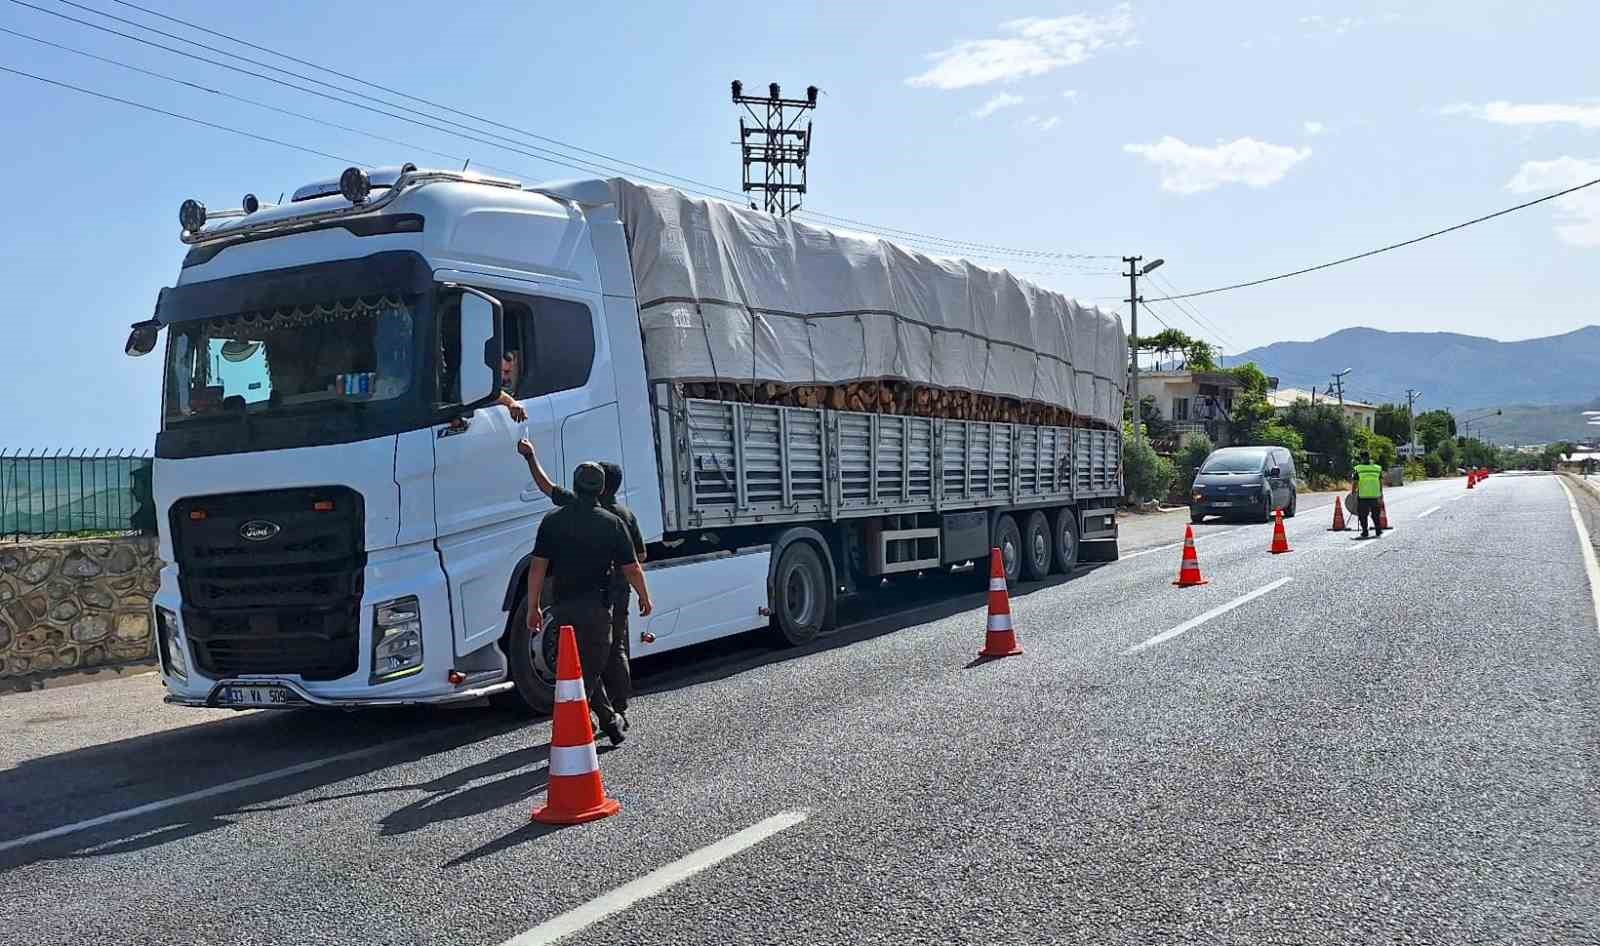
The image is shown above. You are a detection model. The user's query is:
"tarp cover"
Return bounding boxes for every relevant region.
[612,179,1128,427]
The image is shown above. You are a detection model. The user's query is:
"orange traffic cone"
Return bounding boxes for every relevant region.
[532,624,621,826]
[1377,499,1390,532]
[1269,509,1291,554]
[1467,472,1476,489]
[977,548,1023,658]
[1172,525,1208,587]
[1328,496,1348,532]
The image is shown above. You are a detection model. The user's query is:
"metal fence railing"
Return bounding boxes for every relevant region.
[0,449,155,540]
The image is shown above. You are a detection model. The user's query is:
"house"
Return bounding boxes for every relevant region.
[1267,387,1379,432]
[1135,370,1242,446]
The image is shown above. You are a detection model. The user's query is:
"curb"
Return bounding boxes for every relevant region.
[1,659,160,698]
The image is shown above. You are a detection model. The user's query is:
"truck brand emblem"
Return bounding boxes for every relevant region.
[239,520,281,542]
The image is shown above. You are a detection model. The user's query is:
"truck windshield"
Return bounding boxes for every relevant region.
[163,295,417,425]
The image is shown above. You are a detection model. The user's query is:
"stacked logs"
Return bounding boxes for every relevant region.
[679,379,1116,430]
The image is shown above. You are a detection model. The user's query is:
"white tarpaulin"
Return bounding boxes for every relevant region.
[612,180,1128,427]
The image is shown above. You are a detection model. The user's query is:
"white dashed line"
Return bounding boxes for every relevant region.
[1124,577,1293,654]
[500,810,810,946]
[1417,505,1442,519]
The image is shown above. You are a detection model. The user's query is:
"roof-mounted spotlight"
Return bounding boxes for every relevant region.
[768,82,780,100]
[241,193,260,215]
[339,166,371,204]
[179,199,207,233]
[730,79,743,101]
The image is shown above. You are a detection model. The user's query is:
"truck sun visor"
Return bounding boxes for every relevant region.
[155,250,433,325]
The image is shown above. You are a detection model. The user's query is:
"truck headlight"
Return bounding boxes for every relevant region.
[371,596,423,682]
[155,606,186,680]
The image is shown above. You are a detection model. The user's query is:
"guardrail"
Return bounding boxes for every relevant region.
[0,448,154,540]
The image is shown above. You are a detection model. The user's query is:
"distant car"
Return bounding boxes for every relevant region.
[1189,446,1297,524]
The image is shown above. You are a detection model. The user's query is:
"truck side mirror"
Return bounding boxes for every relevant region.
[125,319,162,357]
[454,288,504,411]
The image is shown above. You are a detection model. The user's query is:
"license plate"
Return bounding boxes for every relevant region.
[221,685,299,707]
[1210,500,1232,508]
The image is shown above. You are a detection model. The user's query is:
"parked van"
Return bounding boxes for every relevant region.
[1189,446,1297,523]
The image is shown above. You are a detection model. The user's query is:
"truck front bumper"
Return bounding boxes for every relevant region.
[164,674,514,710]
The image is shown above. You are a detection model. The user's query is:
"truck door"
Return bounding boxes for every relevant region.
[434,291,559,657]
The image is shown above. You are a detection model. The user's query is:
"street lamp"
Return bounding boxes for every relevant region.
[1140,258,1165,275]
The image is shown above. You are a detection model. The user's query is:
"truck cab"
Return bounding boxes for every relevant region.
[137,167,657,712]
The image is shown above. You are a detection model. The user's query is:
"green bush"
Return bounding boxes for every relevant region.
[1403,459,1428,482]
[1124,436,1175,504]
[1173,435,1214,496]
[1423,453,1445,477]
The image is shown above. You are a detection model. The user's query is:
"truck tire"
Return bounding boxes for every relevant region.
[993,514,1023,586]
[490,596,556,717]
[1051,508,1080,576]
[1021,510,1052,582]
[771,541,829,647]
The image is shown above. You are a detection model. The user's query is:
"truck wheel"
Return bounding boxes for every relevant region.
[1052,509,1080,576]
[771,541,829,647]
[993,514,1023,586]
[1021,511,1052,581]
[490,596,556,717]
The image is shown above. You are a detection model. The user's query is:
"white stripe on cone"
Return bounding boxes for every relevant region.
[555,678,586,703]
[989,578,1008,592]
[550,743,600,777]
[987,614,1012,631]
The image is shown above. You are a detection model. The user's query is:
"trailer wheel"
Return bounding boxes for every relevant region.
[491,596,556,717]
[1021,511,1052,582]
[1052,509,1080,576]
[993,514,1023,586]
[771,541,829,647]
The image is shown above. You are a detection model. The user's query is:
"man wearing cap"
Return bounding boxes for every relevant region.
[517,442,647,729]
[1352,450,1385,539]
[523,461,652,746]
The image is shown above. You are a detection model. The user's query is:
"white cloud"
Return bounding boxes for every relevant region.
[1123,136,1312,194]
[905,5,1134,90]
[1022,114,1062,131]
[1507,157,1600,247]
[1303,120,1326,136]
[972,92,1025,118]
[1444,101,1600,129]
[1300,12,1399,36]
[1062,89,1080,102]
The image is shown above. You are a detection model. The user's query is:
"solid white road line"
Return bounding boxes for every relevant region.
[0,735,437,854]
[1120,541,1180,561]
[1417,505,1442,519]
[1558,479,1600,637]
[1124,577,1293,655]
[500,810,811,946]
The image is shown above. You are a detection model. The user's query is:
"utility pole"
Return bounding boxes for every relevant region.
[731,80,818,216]
[1405,388,1422,457]
[1123,256,1165,442]
[1329,369,1350,409]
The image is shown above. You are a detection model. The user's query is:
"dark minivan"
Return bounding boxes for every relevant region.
[1189,446,1297,523]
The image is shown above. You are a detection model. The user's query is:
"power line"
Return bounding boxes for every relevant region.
[0,62,368,165]
[1146,176,1600,302]
[1147,271,1233,346]
[62,0,1117,264]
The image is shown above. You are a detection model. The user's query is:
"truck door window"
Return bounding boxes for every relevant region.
[528,297,595,396]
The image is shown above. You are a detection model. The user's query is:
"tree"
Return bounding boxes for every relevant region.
[1174,434,1214,496]
[1352,429,1398,468]
[1436,437,1460,471]
[1415,410,1456,452]
[1224,362,1275,444]
[1280,400,1355,476]
[1259,423,1306,471]
[1134,328,1216,372]
[1123,435,1175,503]
[1375,404,1411,444]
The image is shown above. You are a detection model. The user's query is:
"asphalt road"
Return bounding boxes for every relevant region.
[2,473,1596,945]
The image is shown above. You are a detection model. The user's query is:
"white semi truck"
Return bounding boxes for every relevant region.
[128,166,1126,713]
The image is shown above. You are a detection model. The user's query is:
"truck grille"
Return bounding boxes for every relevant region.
[171,487,365,681]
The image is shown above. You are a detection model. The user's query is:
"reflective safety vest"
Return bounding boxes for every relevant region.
[1354,463,1384,499]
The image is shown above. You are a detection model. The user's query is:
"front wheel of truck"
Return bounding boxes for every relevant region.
[770,541,831,647]
[491,596,556,717]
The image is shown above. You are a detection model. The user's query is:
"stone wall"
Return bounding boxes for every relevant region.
[0,536,162,678]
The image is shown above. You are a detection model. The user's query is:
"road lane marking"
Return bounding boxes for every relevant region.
[1558,479,1600,636]
[1120,541,1180,561]
[0,735,437,855]
[1192,528,1238,543]
[500,810,810,946]
[1417,505,1442,519]
[1124,577,1293,654]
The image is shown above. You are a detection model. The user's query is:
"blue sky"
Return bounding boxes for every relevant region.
[2,0,1597,447]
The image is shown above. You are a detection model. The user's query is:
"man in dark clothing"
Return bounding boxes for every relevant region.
[525,461,652,746]
[517,442,647,728]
